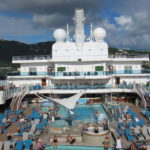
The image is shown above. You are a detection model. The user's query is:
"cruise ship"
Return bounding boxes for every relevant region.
[0,8,150,150]
[0,8,150,107]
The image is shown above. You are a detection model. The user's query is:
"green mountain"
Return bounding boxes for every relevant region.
[0,39,149,67]
[0,40,54,66]
[0,39,149,79]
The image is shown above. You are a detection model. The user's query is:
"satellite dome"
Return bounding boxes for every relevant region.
[93,27,107,41]
[53,29,66,42]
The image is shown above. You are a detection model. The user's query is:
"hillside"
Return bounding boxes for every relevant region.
[0,39,149,67]
[0,40,54,66]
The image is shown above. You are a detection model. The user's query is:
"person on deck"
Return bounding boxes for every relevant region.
[103,136,110,150]
[115,137,122,150]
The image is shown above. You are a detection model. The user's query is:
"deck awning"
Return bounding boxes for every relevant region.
[37,90,85,110]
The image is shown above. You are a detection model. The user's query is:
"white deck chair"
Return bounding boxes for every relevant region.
[2,118,7,123]
[23,132,29,141]
[43,114,48,119]
[147,127,150,135]
[142,126,150,140]
[28,124,36,135]
[3,141,10,150]
[34,119,40,124]
[0,141,3,150]
[134,127,145,141]
[121,114,126,121]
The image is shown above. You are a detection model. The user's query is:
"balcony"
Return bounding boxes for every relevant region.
[7,69,150,78]
[12,55,51,61]
[12,55,51,63]
[109,53,149,59]
[4,83,144,93]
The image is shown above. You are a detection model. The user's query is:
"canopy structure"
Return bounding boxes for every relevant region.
[37,90,85,111]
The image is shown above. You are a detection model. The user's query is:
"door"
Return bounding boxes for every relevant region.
[41,78,46,86]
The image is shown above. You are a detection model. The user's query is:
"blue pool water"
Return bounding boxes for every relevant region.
[45,145,117,150]
[72,106,96,122]
[77,98,89,104]
[50,104,107,127]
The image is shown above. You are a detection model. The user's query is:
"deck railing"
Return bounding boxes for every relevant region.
[109,53,149,58]
[3,83,150,101]
[12,55,51,61]
[7,69,150,77]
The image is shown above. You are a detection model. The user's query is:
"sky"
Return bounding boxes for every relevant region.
[0,0,150,51]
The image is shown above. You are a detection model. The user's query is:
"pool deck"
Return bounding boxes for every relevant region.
[0,101,150,149]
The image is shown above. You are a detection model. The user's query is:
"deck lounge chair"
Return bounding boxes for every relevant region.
[127,122,134,128]
[134,127,145,141]
[15,141,24,150]
[0,141,3,150]
[142,126,150,140]
[145,111,150,119]
[125,129,134,141]
[133,119,140,127]
[23,132,29,141]
[28,124,36,135]
[43,113,48,119]
[121,114,126,121]
[116,128,123,136]
[131,112,137,118]
[24,140,32,150]
[2,118,7,123]
[139,119,145,126]
[4,141,10,150]
[118,122,124,129]
[34,119,40,124]
[147,127,150,135]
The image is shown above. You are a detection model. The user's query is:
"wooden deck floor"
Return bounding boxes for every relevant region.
[0,102,150,149]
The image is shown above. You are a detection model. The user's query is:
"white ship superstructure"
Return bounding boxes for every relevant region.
[0,8,150,104]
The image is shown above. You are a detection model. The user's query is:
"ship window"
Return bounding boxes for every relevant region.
[29,67,37,75]
[124,66,132,74]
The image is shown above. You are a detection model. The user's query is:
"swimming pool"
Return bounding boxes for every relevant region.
[45,145,123,150]
[49,104,108,128]
[77,98,89,104]
[71,104,107,123]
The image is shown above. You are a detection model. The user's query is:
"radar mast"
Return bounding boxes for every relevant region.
[73,8,85,50]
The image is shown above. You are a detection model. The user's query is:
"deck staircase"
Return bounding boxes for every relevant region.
[134,85,147,109]
[10,85,28,111]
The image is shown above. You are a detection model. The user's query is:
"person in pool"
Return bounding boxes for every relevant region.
[52,135,58,149]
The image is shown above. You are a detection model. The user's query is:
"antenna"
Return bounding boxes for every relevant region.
[66,24,70,42]
[90,23,93,42]
[73,8,85,50]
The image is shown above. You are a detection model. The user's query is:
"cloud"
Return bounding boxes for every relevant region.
[0,15,43,37]
[0,0,103,14]
[115,16,132,26]
[0,0,149,50]
[33,13,69,29]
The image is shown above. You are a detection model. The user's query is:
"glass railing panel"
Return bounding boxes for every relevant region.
[12,55,50,61]
[37,72,47,76]
[20,72,28,76]
[124,70,132,74]
[8,69,150,77]
[109,54,149,58]
[142,69,150,73]
[29,72,37,76]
